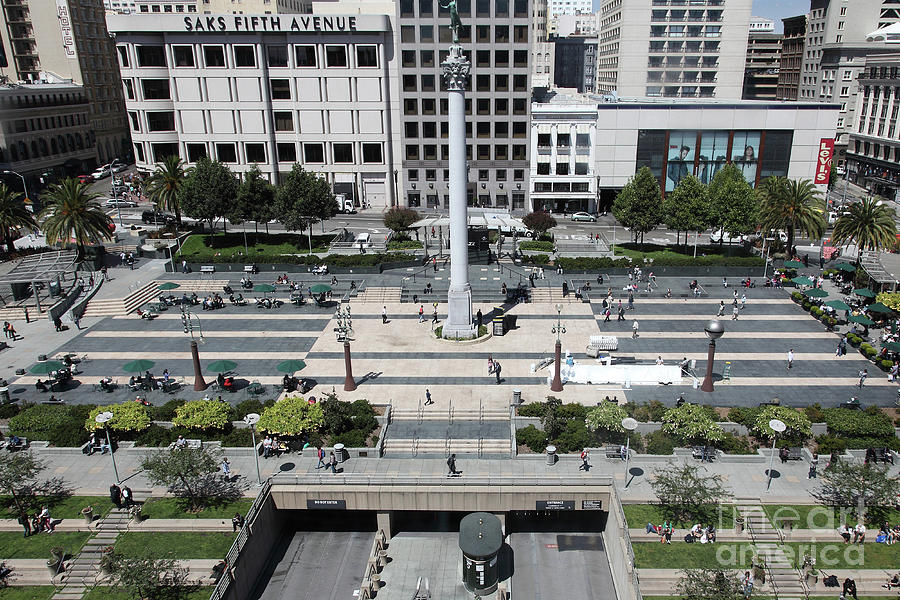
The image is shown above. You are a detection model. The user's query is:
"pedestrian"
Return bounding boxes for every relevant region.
[221,457,231,479]
[425,388,434,405]
[316,445,325,469]
[418,305,425,323]
[72,315,80,331]
[232,513,245,532]
[494,361,502,384]
[722,277,728,288]
[382,306,387,324]
[617,306,625,321]
[808,453,818,479]
[476,309,483,328]
[89,275,94,288]
[109,484,122,509]
[433,256,437,272]
[23,307,28,323]
[447,453,460,476]
[632,320,639,339]
[121,486,133,508]
[842,577,859,599]
[819,254,825,269]
[858,368,868,387]
[717,301,725,317]
[787,349,794,370]
[740,294,746,310]
[17,511,30,537]
[329,451,338,474]
[741,571,754,599]
[604,308,611,322]
[2,321,8,339]
[731,306,739,320]
[432,307,439,324]
[39,506,53,533]
[579,448,590,471]
[181,260,188,274]
[628,292,634,310]
[779,446,788,464]
[836,338,845,357]
[101,266,108,281]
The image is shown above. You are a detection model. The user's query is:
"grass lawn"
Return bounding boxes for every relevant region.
[623,503,736,530]
[140,497,252,520]
[644,597,844,600]
[614,243,754,261]
[115,532,236,559]
[0,496,115,521]
[177,232,333,259]
[83,587,212,600]
[633,542,756,569]
[0,532,90,560]
[0,587,56,600]
[763,504,900,529]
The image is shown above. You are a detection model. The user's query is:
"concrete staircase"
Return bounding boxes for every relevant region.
[53,507,133,599]
[530,287,581,304]
[737,499,806,600]
[81,281,159,317]
[355,286,402,304]
[384,437,511,456]
[0,306,44,321]
[384,407,512,457]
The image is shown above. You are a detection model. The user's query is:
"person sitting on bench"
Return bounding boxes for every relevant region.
[217,373,226,388]
[35,379,48,392]
[223,376,235,392]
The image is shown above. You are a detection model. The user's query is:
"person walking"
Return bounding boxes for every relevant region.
[23,307,28,323]
[617,306,625,321]
[121,486,133,509]
[17,512,31,537]
[232,513,245,532]
[808,453,818,479]
[632,320,639,339]
[2,321,8,338]
[109,484,122,509]
[494,361,502,384]
[731,306,739,320]
[604,308,611,322]
[425,388,434,405]
[432,307,439,325]
[858,368,868,388]
[579,448,590,471]
[476,309,483,328]
[221,457,231,479]
[741,571,754,599]
[717,301,725,317]
[628,292,634,310]
[329,451,338,474]
[740,294,747,310]
[418,305,425,323]
[836,337,846,357]
[447,453,460,476]
[316,446,326,469]
[6,324,16,340]
[787,349,794,370]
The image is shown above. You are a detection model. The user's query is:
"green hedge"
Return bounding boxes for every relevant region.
[387,240,423,250]
[9,404,93,447]
[823,407,894,439]
[519,253,550,265]
[519,240,555,252]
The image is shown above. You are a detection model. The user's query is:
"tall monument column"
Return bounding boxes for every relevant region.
[441,28,476,339]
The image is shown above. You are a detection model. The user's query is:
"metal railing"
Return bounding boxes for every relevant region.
[270,473,615,486]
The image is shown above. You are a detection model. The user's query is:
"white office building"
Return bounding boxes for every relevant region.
[547,0,590,19]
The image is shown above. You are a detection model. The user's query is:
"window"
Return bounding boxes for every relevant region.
[234,46,256,67]
[402,51,416,68]
[403,75,417,92]
[512,122,526,138]
[513,50,526,67]
[303,143,324,163]
[496,169,506,181]
[186,143,206,162]
[362,143,382,163]
[495,99,508,115]
[476,25,490,42]
[267,45,288,67]
[405,122,419,138]
[420,50,434,67]
[332,143,353,163]
[408,170,419,181]
[512,145,526,160]
[406,145,419,160]
[141,79,170,100]
[326,46,348,67]
[216,143,237,163]
[513,169,524,181]
[400,0,414,16]
[513,98,526,115]
[404,99,418,115]
[270,79,290,100]
[556,162,569,175]
[422,75,435,91]
[295,45,316,67]
[408,192,421,207]
[173,46,194,67]
[495,75,508,91]
[424,145,437,160]
[274,111,293,131]
[478,169,489,181]
[122,79,135,100]
[421,25,434,42]
[575,162,589,175]
[134,144,145,162]
[203,46,226,67]
[496,0,508,17]
[477,145,490,160]
[422,99,436,115]
[537,163,550,175]
[277,143,296,162]
[476,75,490,92]
[495,122,508,138]
[476,51,490,68]
[513,75,527,91]
[147,111,175,132]
[840,87,849,97]
[423,122,436,138]
[245,143,265,163]
[419,0,432,15]
[476,0,489,17]
[137,46,166,67]
[116,46,129,68]
[356,45,377,67]
[401,26,416,44]
[152,143,178,161]
[495,26,509,43]
[477,122,490,138]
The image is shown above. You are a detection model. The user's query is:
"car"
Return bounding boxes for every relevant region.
[91,167,111,180]
[106,199,136,208]
[76,174,95,184]
[570,212,597,222]
[709,229,752,244]
[111,163,128,174]
[141,210,176,225]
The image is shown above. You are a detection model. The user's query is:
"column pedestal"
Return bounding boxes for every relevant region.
[550,340,563,392]
[343,341,357,392]
[191,340,207,391]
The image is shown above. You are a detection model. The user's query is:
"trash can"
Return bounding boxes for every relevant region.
[492,317,506,336]
[49,281,61,297]
[546,445,557,466]
[504,314,518,330]
[333,443,346,463]
[512,389,522,405]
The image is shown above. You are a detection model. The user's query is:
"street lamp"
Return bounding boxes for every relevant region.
[766,418,786,492]
[335,305,356,391]
[622,417,638,488]
[180,305,207,391]
[550,303,566,392]
[700,320,725,392]
[109,158,124,230]
[95,411,119,484]
[2,170,29,207]
[244,413,262,485]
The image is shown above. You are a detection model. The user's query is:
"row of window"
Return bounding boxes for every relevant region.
[134,141,384,165]
[401,73,528,93]
[532,181,591,193]
[403,97,528,116]
[405,120,528,138]
[402,49,528,69]
[1,132,92,164]
[536,133,591,147]
[399,24,528,45]
[399,0,529,19]
[407,192,527,209]
[7,112,87,135]
[535,162,591,175]
[138,3,198,12]
[409,168,525,181]
[120,44,379,70]
[404,143,527,161]
[852,140,900,164]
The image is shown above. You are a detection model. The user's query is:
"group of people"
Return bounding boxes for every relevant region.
[128,370,158,392]
[201,294,225,311]
[109,483,135,509]
[281,374,307,393]
[838,522,868,544]
[314,446,339,473]
[16,506,54,536]
[261,435,289,458]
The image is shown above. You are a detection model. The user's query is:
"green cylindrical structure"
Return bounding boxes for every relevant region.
[459,512,503,595]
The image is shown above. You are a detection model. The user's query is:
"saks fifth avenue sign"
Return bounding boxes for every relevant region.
[184,15,358,33]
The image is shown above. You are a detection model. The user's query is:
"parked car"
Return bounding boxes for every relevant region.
[111,163,128,174]
[141,210,176,224]
[498,224,533,237]
[77,174,95,184]
[570,212,597,222]
[91,166,111,180]
[106,199,136,208]
[709,229,752,244]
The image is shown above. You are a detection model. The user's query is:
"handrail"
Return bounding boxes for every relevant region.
[412,436,418,458]
[445,429,452,458]
[448,399,453,425]
[479,398,483,425]
[269,473,616,486]
[478,436,483,458]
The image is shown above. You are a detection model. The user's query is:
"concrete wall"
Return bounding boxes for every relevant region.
[606,488,642,600]
[220,489,287,600]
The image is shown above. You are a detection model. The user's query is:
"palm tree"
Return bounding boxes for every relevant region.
[145,154,186,225]
[0,183,37,254]
[39,178,113,261]
[756,177,826,258]
[832,196,897,260]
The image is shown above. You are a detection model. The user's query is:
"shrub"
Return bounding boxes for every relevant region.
[0,403,21,419]
[519,240,555,252]
[133,424,178,447]
[171,400,231,430]
[258,396,324,436]
[386,239,423,250]
[228,399,268,422]
[149,399,185,422]
[331,429,374,448]
[823,407,894,439]
[9,405,94,446]
[878,359,893,372]
[555,420,592,454]
[219,427,253,447]
[556,403,588,421]
[715,431,754,454]
[517,402,545,418]
[320,397,377,439]
[790,292,803,303]
[516,425,546,453]
[862,346,877,359]
[85,403,151,433]
[727,406,754,425]
[661,403,724,444]
[585,403,627,437]
[520,253,550,265]
[804,403,825,423]
[847,335,862,348]
[749,406,812,442]
[644,430,676,455]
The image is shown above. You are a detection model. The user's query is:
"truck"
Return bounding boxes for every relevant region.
[336,194,356,214]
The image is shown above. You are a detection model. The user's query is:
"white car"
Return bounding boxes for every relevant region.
[709,229,751,244]
[111,163,128,173]
[91,167,111,180]
[105,199,136,208]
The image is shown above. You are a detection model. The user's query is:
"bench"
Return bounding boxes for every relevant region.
[200,266,215,274]
[243,265,258,274]
[586,335,618,357]
[787,447,803,461]
[692,446,716,461]
[80,441,104,455]
[6,437,28,451]
[872,447,895,464]
[41,398,65,405]
[168,438,202,450]
[604,445,626,459]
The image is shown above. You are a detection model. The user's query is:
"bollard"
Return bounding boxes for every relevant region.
[512,389,522,405]
[546,445,557,466]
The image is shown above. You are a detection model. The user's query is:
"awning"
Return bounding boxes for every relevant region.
[537,124,552,134]
[576,123,592,134]
[411,210,527,231]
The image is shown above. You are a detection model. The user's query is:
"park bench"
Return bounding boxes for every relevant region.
[787,447,803,461]
[168,439,202,451]
[243,265,258,274]
[200,265,215,274]
[604,445,626,459]
[41,398,65,405]
[872,447,895,464]
[6,437,28,451]
[81,440,104,455]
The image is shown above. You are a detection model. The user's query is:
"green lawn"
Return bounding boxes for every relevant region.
[115,532,236,559]
[83,587,212,600]
[0,496,115,521]
[644,597,850,600]
[763,504,900,529]
[623,503,736,530]
[177,232,332,259]
[614,243,754,261]
[0,532,90,560]
[0,587,56,600]
[140,497,252,520]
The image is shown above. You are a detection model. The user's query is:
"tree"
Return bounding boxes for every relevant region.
[0,452,47,512]
[179,157,237,232]
[832,196,897,259]
[585,403,627,442]
[140,447,240,512]
[708,164,757,244]
[171,400,231,431]
[105,549,197,600]
[540,396,564,441]
[274,164,337,252]
[85,403,151,433]
[145,155,187,226]
[522,211,557,238]
[675,569,745,600]
[650,463,733,524]
[612,167,662,244]
[257,396,324,436]
[810,461,900,523]
[0,183,37,254]
[748,406,811,443]
[757,177,825,258]
[233,165,276,237]
[383,207,420,238]
[39,178,113,261]
[661,404,724,444]
[663,175,711,246]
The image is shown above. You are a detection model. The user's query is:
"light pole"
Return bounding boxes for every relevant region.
[700,320,725,392]
[766,418,787,492]
[109,158,124,230]
[550,303,565,392]
[622,417,638,488]
[335,305,356,391]
[245,413,262,485]
[180,306,206,391]
[2,170,30,207]
[95,412,119,484]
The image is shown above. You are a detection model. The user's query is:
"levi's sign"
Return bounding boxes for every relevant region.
[814,138,834,185]
[184,15,358,32]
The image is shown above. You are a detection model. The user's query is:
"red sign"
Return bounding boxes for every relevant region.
[814,138,834,184]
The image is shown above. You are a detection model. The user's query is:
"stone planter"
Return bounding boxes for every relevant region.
[130,508,143,524]
[50,547,64,561]
[735,517,744,534]
[46,558,62,575]
[81,506,93,524]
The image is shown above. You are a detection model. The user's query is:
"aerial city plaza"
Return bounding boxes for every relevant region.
[0,0,899,598]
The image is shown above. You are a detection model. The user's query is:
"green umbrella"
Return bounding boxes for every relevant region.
[825,300,851,311]
[276,359,307,373]
[853,288,876,298]
[122,359,156,373]
[253,284,276,293]
[882,341,900,352]
[791,276,813,286]
[784,260,804,268]
[29,360,65,375]
[866,302,893,314]
[310,284,332,294]
[803,288,828,298]
[158,282,181,291]
[834,262,856,272]
[206,360,237,373]
[849,315,875,326]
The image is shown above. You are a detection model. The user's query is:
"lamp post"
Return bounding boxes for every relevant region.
[335,305,356,391]
[2,170,29,207]
[700,320,725,392]
[180,306,206,391]
[109,158,124,230]
[95,412,119,484]
[550,303,565,392]
[622,417,638,488]
[244,413,262,485]
[766,418,787,492]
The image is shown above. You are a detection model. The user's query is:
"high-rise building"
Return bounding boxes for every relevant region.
[397,0,531,211]
[743,22,782,100]
[547,0,590,19]
[531,0,554,88]
[597,0,753,99]
[0,0,131,168]
[776,14,806,101]
[554,36,596,93]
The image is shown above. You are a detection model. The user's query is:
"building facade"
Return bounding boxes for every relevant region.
[776,14,806,101]
[742,30,782,100]
[397,0,531,211]
[107,13,399,209]
[547,0,590,19]
[597,0,752,100]
[554,36,596,93]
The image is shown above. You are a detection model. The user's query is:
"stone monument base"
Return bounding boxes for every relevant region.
[442,286,476,339]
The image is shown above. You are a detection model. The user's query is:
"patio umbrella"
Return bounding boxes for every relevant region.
[29,360,65,375]
[849,315,875,326]
[253,284,276,294]
[825,300,852,311]
[853,288,876,298]
[803,288,828,298]
[158,282,181,291]
[784,260,804,269]
[206,360,237,373]
[882,341,900,352]
[310,284,332,294]
[791,276,813,286]
[276,359,307,373]
[122,359,156,373]
[866,302,893,314]
[834,262,856,272]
